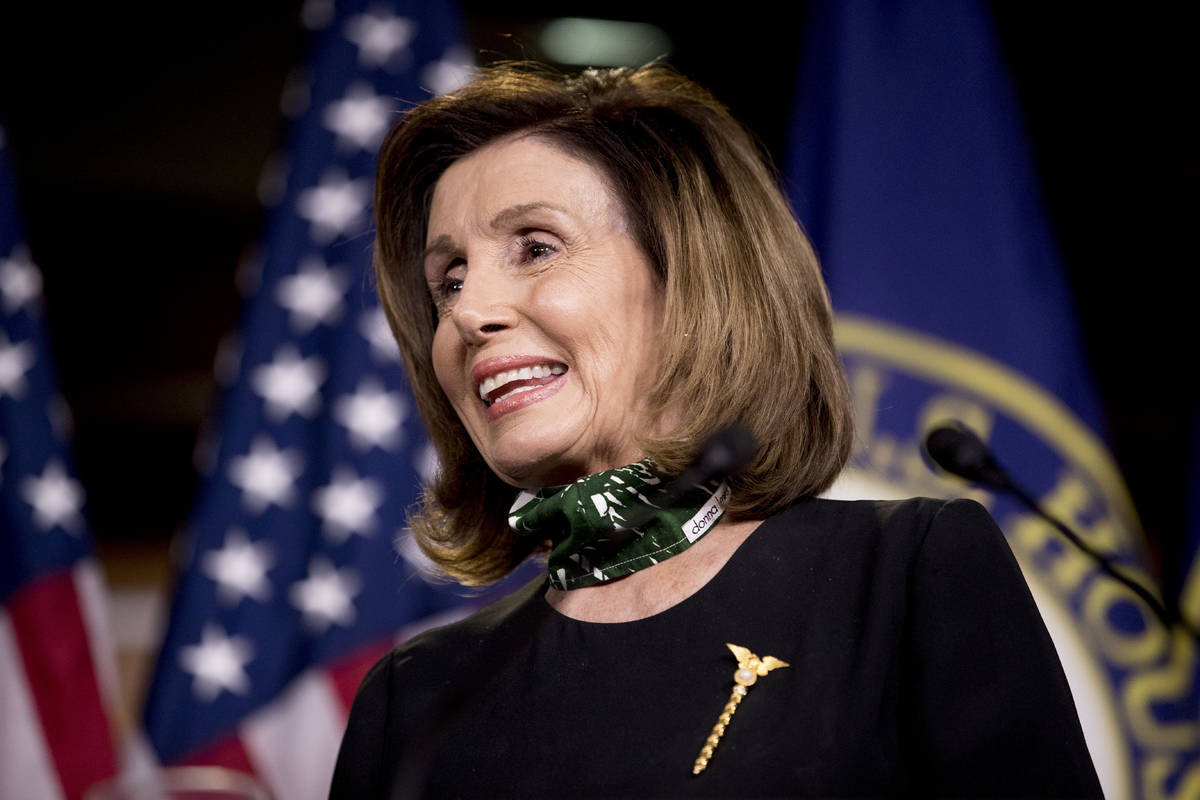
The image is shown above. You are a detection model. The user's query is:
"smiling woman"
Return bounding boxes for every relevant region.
[372,64,854,586]
[330,63,1102,798]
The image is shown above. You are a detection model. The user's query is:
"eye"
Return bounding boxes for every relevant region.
[516,235,558,263]
[428,258,465,309]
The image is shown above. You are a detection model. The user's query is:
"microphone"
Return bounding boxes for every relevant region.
[923,422,1197,639]
[606,423,757,538]
[660,423,757,505]
[924,424,1011,492]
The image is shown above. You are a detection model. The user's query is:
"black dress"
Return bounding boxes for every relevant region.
[330,497,1102,798]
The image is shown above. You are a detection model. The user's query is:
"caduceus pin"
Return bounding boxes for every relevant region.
[692,643,789,775]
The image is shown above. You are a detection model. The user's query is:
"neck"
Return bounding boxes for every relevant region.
[543,516,762,623]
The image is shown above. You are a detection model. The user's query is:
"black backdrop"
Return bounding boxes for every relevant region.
[0,2,1195,592]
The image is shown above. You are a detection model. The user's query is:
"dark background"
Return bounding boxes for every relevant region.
[0,3,1195,591]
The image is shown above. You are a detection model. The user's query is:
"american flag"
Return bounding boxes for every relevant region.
[1,126,121,798]
[141,2,532,797]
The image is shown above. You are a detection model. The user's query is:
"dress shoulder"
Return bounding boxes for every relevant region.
[778,494,980,535]
[776,496,1100,796]
[764,495,989,567]
[329,647,392,798]
[900,497,1103,797]
[329,575,545,799]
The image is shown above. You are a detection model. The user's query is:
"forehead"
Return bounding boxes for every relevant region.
[426,134,619,239]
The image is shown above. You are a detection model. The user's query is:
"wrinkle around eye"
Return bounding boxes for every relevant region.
[516,237,558,264]
[511,226,566,266]
[426,271,463,313]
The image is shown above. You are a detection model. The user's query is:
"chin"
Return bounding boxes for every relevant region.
[474,421,586,489]
[481,436,598,488]
[470,409,646,488]
[488,454,582,490]
[488,441,645,490]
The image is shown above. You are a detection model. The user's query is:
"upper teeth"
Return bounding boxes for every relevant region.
[478,363,565,400]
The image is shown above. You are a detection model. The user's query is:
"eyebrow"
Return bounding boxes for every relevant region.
[487,202,567,231]
[421,235,456,265]
[421,202,569,264]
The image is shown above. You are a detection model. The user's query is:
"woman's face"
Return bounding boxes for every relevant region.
[425,135,664,488]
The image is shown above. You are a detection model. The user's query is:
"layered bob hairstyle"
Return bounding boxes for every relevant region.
[375,63,854,585]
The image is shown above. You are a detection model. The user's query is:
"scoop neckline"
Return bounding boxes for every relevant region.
[537,509,784,629]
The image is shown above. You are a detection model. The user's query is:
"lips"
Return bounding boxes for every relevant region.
[479,363,566,404]
[471,355,569,417]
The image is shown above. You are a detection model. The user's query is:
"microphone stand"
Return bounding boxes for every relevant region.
[924,423,1200,642]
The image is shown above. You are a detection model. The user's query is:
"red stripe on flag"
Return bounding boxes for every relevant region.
[327,639,392,712]
[180,733,258,776]
[8,567,117,800]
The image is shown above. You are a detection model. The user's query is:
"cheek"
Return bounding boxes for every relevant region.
[540,291,614,375]
[430,326,463,403]
[618,286,665,388]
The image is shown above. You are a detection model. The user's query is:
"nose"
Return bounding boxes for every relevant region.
[449,263,519,346]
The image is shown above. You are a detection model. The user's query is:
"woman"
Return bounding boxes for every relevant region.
[330,64,1101,798]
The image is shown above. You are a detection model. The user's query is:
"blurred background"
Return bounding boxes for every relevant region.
[1,0,1196,791]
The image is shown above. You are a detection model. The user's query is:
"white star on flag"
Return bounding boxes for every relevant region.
[312,466,385,542]
[275,256,349,332]
[0,332,35,399]
[295,170,370,243]
[323,82,396,151]
[344,10,416,67]
[251,345,326,421]
[359,307,403,362]
[227,435,304,514]
[290,557,361,633]
[0,249,42,312]
[420,45,476,96]
[201,528,275,606]
[333,378,406,451]
[179,623,254,702]
[20,459,85,533]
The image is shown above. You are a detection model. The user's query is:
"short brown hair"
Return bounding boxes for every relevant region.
[374,63,853,585]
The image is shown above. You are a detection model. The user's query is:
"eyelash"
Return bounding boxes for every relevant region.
[435,263,464,299]
[430,235,559,307]
[516,235,557,263]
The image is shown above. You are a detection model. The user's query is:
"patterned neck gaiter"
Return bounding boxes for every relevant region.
[508,459,731,590]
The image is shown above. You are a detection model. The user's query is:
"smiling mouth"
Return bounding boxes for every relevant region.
[478,363,567,407]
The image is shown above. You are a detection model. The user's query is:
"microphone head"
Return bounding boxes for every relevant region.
[609,424,756,534]
[923,423,1009,490]
[696,423,758,478]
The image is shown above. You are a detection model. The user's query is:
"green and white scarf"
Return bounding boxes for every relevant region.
[509,459,731,590]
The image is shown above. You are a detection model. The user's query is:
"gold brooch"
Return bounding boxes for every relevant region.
[692,643,789,775]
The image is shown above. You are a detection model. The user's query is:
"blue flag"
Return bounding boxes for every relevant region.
[786,1,1198,797]
[140,3,530,797]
